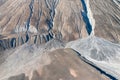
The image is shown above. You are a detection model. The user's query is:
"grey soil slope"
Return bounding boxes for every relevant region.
[0,48,109,80]
[0,0,120,80]
[90,0,120,43]
[0,0,88,51]
[0,0,88,41]
[0,0,120,51]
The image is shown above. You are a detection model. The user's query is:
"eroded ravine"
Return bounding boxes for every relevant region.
[81,0,92,35]
[73,49,117,80]
[0,0,60,50]
[0,0,88,50]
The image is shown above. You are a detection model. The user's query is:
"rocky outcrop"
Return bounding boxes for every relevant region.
[0,0,88,40]
[0,0,89,50]
[0,31,54,51]
[0,0,120,48]
[0,0,120,79]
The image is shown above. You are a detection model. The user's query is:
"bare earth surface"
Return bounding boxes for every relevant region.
[0,0,120,51]
[0,0,120,80]
[90,0,120,43]
[0,0,88,41]
[0,48,109,80]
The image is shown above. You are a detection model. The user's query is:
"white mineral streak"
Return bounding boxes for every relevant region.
[85,0,95,36]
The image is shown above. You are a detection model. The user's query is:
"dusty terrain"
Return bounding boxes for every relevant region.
[89,0,120,43]
[0,0,88,41]
[0,48,109,80]
[0,0,120,51]
[0,0,120,80]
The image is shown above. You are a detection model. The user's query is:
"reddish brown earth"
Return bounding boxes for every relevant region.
[0,48,110,80]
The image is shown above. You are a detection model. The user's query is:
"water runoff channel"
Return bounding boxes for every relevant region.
[80,0,117,79]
